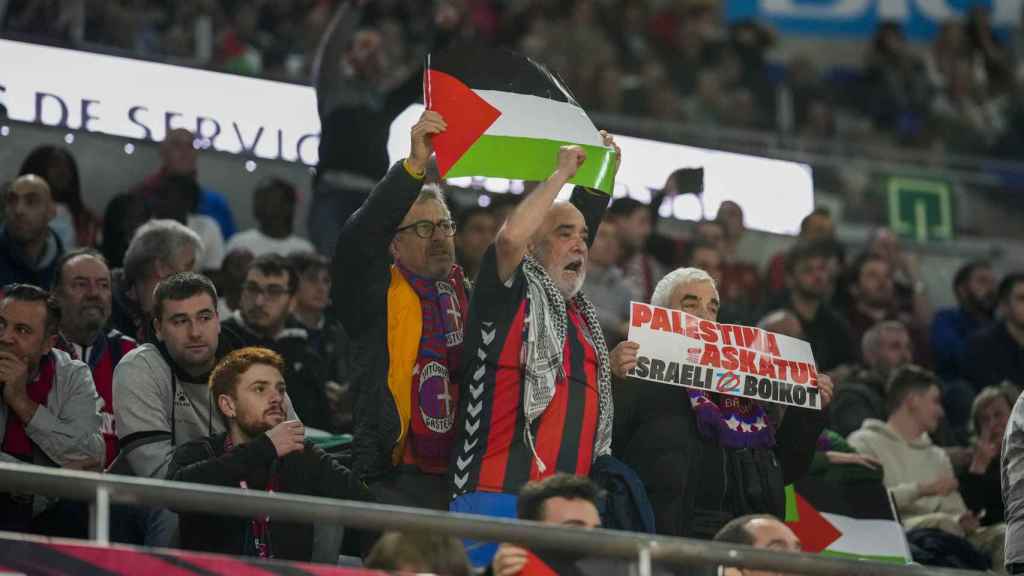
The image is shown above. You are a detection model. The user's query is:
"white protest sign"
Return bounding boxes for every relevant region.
[626,301,823,409]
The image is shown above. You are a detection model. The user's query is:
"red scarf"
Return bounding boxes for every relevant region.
[2,354,56,459]
[398,264,469,473]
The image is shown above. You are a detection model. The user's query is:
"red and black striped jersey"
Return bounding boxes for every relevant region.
[452,247,599,496]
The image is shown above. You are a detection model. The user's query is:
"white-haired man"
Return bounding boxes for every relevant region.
[448,134,621,567]
[610,267,832,540]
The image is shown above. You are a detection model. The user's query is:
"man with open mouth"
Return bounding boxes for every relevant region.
[448,133,622,567]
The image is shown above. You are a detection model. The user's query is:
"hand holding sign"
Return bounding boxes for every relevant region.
[610,341,640,379]
[626,301,824,410]
[818,373,834,408]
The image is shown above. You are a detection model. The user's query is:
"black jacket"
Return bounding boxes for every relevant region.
[613,380,825,539]
[220,316,334,432]
[963,321,1024,391]
[167,432,371,561]
[828,366,887,438]
[332,162,472,480]
[0,227,63,290]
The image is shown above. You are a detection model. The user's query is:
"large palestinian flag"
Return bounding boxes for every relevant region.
[785,476,912,564]
[424,46,617,194]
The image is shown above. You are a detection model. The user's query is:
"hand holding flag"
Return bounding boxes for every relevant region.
[408,110,448,175]
[425,45,618,194]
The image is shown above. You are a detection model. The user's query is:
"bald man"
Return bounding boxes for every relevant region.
[714,514,803,576]
[448,136,621,566]
[1,174,64,289]
[135,128,237,243]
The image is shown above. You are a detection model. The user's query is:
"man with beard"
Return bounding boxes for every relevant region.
[448,136,620,566]
[52,249,137,466]
[932,260,997,381]
[964,273,1024,391]
[168,347,369,561]
[829,321,913,438]
[777,240,855,372]
[605,198,663,303]
[332,111,470,510]
[842,252,929,364]
[112,272,299,546]
[0,284,104,534]
[221,255,333,432]
[0,175,63,289]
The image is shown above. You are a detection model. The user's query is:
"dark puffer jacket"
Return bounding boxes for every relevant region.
[614,381,825,539]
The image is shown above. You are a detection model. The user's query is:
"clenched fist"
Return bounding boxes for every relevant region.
[265,420,305,458]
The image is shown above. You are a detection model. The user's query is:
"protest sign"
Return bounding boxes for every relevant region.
[626,301,822,409]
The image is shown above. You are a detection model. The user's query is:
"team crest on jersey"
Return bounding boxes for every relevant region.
[419,361,455,433]
[438,282,463,347]
[174,389,192,409]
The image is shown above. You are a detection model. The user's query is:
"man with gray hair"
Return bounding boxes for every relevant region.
[828,320,913,438]
[332,111,471,511]
[110,219,202,342]
[447,131,620,567]
[610,267,831,540]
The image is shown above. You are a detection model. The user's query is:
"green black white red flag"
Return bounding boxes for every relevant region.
[786,476,912,564]
[424,46,617,194]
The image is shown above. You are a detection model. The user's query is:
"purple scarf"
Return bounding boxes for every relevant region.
[396,263,468,473]
[688,390,775,449]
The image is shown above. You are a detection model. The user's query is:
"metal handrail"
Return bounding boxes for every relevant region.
[0,462,984,576]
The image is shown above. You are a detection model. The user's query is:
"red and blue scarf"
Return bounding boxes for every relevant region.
[397,263,468,473]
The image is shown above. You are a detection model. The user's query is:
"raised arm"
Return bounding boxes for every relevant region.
[312,0,363,116]
[494,147,584,283]
[496,132,620,283]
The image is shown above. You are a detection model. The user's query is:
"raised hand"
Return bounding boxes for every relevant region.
[265,419,306,458]
[556,145,587,180]
[408,110,447,174]
[491,544,529,576]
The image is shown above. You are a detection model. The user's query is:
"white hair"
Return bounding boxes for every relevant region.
[651,267,717,308]
[124,219,203,284]
[414,183,451,218]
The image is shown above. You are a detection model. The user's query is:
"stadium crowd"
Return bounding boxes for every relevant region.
[4,0,1024,158]
[3,1,1024,575]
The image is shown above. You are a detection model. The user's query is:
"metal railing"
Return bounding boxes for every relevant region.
[0,462,985,576]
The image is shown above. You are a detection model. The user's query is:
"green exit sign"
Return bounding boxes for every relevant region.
[887,177,954,242]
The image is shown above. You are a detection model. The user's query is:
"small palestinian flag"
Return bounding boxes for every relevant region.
[786,477,912,564]
[425,46,617,194]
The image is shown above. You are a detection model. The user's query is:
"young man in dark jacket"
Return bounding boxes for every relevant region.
[611,267,833,539]
[168,347,370,561]
[332,111,470,510]
[221,254,333,432]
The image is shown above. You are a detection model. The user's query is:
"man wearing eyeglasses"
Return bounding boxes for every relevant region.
[221,255,334,433]
[332,110,469,510]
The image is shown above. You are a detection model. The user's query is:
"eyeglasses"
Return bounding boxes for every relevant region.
[396,219,457,239]
[242,283,291,299]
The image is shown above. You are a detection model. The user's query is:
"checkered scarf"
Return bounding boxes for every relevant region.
[521,255,613,473]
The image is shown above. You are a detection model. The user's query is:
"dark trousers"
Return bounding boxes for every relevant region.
[368,465,449,511]
[0,495,88,538]
[308,181,369,258]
